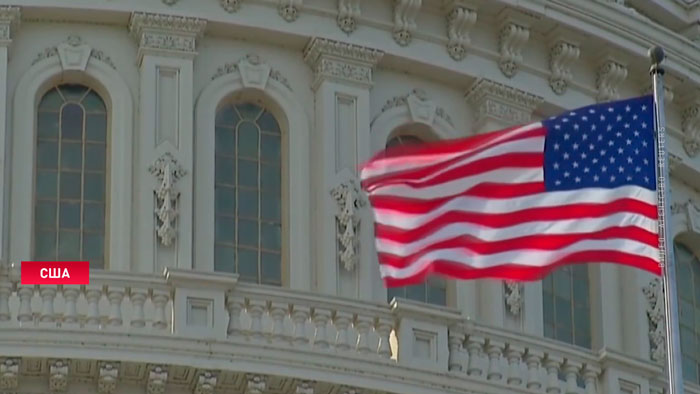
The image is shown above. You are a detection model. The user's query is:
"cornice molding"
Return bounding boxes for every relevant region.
[465,78,543,129]
[128,12,207,60]
[0,6,20,44]
[303,37,384,89]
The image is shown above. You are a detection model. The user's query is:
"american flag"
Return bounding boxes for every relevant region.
[361,96,662,287]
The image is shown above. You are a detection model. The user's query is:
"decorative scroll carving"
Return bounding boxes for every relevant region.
[220,0,243,12]
[49,359,69,393]
[445,5,477,61]
[331,172,366,272]
[465,79,543,130]
[338,0,361,33]
[245,374,266,394]
[147,366,168,394]
[212,54,292,91]
[0,6,20,43]
[643,278,666,363]
[498,21,529,78]
[380,89,453,126]
[504,281,522,316]
[129,12,207,59]
[303,37,383,89]
[194,371,217,394]
[149,153,186,247]
[392,0,421,46]
[549,40,579,95]
[682,101,700,157]
[0,358,19,390]
[97,362,119,394]
[279,0,303,22]
[596,59,627,102]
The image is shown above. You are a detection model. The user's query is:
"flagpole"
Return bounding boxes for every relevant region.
[649,46,684,394]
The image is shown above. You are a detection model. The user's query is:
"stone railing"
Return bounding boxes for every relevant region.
[0,267,690,394]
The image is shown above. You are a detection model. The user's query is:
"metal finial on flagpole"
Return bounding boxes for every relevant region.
[649,45,685,394]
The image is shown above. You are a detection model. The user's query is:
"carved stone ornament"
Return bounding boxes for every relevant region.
[149,152,186,247]
[445,5,477,61]
[97,362,119,394]
[245,374,266,394]
[596,59,628,102]
[338,0,361,33]
[162,0,178,5]
[220,0,243,12]
[49,359,69,393]
[147,365,168,394]
[128,12,207,59]
[380,89,454,126]
[0,358,19,390]
[279,0,303,22]
[465,78,543,130]
[671,199,700,235]
[504,281,522,316]
[498,21,529,78]
[682,101,700,157]
[0,6,20,43]
[212,54,292,91]
[331,171,366,272]
[303,37,383,89]
[295,380,315,394]
[194,371,217,394]
[32,35,116,69]
[642,278,666,363]
[393,0,421,46]
[549,40,580,95]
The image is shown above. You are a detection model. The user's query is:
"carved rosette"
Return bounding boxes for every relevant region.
[49,359,69,393]
[596,59,627,102]
[331,174,366,272]
[682,102,700,157]
[504,281,522,316]
[643,278,666,363]
[220,0,243,12]
[303,37,383,89]
[498,21,529,78]
[445,6,477,61]
[147,366,168,394]
[392,0,421,46]
[97,362,119,394]
[337,0,361,33]
[128,12,207,60]
[0,358,19,390]
[279,0,303,22]
[149,153,186,247]
[549,40,579,95]
[0,6,20,44]
[465,79,543,130]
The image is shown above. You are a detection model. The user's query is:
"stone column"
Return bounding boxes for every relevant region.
[303,37,383,300]
[464,78,543,331]
[0,7,19,265]
[129,12,207,273]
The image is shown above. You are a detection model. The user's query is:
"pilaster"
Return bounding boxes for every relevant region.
[463,78,543,331]
[129,12,207,273]
[0,6,19,265]
[303,37,383,300]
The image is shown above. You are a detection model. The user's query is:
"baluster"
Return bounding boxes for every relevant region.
[0,281,12,321]
[353,315,372,354]
[311,307,331,349]
[268,302,289,344]
[448,330,465,372]
[226,294,244,337]
[246,299,266,341]
[17,285,34,323]
[486,340,505,380]
[61,285,80,326]
[39,285,57,323]
[582,364,600,394]
[151,290,169,330]
[332,311,352,351]
[544,354,563,394]
[85,285,103,326]
[466,335,485,377]
[524,349,544,390]
[107,286,125,326]
[375,318,393,359]
[290,304,310,346]
[129,288,147,328]
[562,360,582,394]
[505,344,524,385]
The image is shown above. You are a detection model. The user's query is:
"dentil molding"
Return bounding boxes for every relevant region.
[392,0,421,46]
[303,37,384,89]
[128,12,207,60]
[338,0,361,34]
[0,6,20,44]
[465,78,543,130]
[444,2,477,61]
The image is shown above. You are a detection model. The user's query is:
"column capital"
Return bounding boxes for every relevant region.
[465,78,543,132]
[0,6,20,46]
[303,37,383,89]
[128,12,207,62]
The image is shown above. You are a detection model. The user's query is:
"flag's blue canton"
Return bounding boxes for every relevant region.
[542,96,656,192]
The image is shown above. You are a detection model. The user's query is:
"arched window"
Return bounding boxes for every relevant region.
[675,241,700,384]
[384,133,448,306]
[214,102,283,286]
[33,84,108,268]
[542,265,591,348]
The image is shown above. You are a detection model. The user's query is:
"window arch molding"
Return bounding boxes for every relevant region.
[9,54,134,271]
[194,68,311,290]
